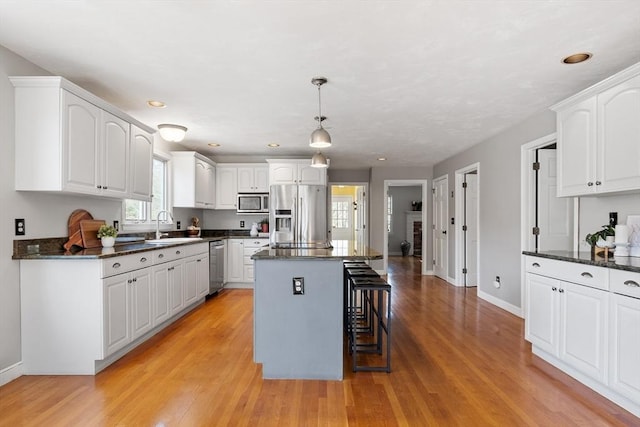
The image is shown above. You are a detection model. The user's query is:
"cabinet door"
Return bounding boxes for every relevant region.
[130,268,153,341]
[237,167,256,192]
[196,254,209,298]
[62,90,101,194]
[298,163,326,185]
[169,261,185,316]
[152,264,171,326]
[101,111,129,197]
[244,264,255,282]
[559,282,608,383]
[254,166,269,192]
[525,273,559,356]
[227,239,245,282]
[195,159,210,208]
[104,274,131,356]
[184,256,199,306]
[269,163,297,185]
[130,125,153,200]
[597,74,640,193]
[556,97,597,197]
[609,293,640,405]
[216,167,238,209]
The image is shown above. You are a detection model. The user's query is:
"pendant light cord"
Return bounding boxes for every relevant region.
[317,84,323,128]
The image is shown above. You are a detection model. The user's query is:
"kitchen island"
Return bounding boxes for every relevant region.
[251,240,381,380]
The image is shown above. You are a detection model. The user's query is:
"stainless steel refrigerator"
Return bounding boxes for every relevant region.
[269,184,331,248]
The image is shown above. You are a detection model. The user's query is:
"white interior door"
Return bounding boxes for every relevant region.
[331,195,354,240]
[465,174,478,287]
[538,148,574,251]
[433,177,448,280]
[355,187,366,248]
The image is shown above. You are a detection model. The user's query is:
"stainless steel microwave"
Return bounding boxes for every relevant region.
[237,193,269,214]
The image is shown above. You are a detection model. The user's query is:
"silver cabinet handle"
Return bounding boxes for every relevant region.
[552,287,557,291]
[176,250,181,255]
[581,272,593,278]
[623,280,640,288]
[532,262,540,268]
[158,253,164,259]
[112,262,121,269]
[595,181,601,186]
[197,259,202,262]
[140,257,147,263]
[559,288,565,293]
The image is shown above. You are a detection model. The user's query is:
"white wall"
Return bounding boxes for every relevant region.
[202,209,267,231]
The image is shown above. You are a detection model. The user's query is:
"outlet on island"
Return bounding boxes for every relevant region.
[293,277,304,295]
[240,220,245,228]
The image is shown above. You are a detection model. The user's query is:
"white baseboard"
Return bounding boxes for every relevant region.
[447,276,458,286]
[424,269,434,275]
[0,361,23,386]
[224,283,254,289]
[477,289,523,318]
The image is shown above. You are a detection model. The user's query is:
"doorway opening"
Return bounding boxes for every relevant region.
[454,163,480,288]
[329,184,368,250]
[382,179,429,276]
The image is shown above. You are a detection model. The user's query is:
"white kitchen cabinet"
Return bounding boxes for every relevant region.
[238,165,269,192]
[553,63,640,196]
[243,239,268,282]
[525,256,608,383]
[129,125,153,201]
[103,273,131,356]
[267,160,327,186]
[169,260,185,316]
[226,239,245,283]
[216,166,238,209]
[152,263,171,326]
[10,76,155,199]
[196,252,210,298]
[171,151,216,209]
[185,251,210,303]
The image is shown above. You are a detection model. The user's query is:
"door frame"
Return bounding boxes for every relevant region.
[383,179,429,275]
[432,174,448,281]
[520,132,579,312]
[328,182,369,251]
[454,163,480,287]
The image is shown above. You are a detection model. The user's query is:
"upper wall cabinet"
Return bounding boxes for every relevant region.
[171,151,216,209]
[10,76,155,200]
[552,64,640,197]
[215,164,268,209]
[216,165,238,210]
[237,165,269,192]
[266,159,327,186]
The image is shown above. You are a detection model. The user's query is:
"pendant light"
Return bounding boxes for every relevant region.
[158,124,188,142]
[311,151,329,168]
[310,77,331,148]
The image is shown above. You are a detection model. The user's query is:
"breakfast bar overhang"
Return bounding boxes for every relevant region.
[251,240,382,380]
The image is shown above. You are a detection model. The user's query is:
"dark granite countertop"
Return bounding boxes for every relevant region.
[13,230,270,260]
[252,240,382,261]
[523,250,640,273]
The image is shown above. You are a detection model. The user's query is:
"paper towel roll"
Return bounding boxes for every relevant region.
[615,225,629,243]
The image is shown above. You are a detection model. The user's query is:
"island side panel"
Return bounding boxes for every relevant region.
[254,258,343,380]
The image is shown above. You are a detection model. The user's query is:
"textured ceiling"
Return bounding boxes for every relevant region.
[0,1,639,169]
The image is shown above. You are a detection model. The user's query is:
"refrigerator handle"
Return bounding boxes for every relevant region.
[297,196,303,244]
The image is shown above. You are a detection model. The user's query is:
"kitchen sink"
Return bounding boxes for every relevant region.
[144,237,203,244]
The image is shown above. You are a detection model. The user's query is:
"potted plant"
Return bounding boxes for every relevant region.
[97,224,118,248]
[260,218,269,233]
[585,224,615,256]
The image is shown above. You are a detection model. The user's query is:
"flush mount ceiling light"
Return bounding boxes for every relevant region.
[208,142,221,147]
[158,124,187,142]
[311,151,329,168]
[377,157,387,161]
[310,77,332,148]
[562,52,592,64]
[147,100,166,108]
[267,143,280,148]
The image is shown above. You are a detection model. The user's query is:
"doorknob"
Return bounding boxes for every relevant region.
[442,230,447,234]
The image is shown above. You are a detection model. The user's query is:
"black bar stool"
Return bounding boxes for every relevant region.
[349,276,391,373]
[344,267,378,333]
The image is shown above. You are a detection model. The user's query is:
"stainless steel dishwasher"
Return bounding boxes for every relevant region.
[209,240,225,294]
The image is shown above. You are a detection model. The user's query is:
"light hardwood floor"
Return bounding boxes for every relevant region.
[1,256,638,426]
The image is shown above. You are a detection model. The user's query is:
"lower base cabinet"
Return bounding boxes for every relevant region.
[19,242,209,375]
[609,292,640,404]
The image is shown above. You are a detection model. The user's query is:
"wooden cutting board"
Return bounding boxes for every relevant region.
[80,219,107,249]
[63,209,93,250]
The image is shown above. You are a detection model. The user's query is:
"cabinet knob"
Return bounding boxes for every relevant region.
[97,185,102,189]
[133,277,137,282]
[595,181,601,186]
[623,280,640,288]
[158,254,164,258]
[127,279,132,284]
[580,272,593,278]
[103,186,108,190]
[587,182,594,186]
[176,250,181,255]
[558,288,565,293]
[552,286,557,291]
[532,262,540,268]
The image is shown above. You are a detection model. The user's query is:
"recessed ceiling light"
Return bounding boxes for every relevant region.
[562,52,592,64]
[267,143,280,148]
[377,157,387,161]
[147,100,166,108]
[208,143,221,147]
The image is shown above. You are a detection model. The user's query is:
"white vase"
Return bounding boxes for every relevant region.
[101,236,115,248]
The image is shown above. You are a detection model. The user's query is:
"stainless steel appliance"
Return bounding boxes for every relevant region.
[237,193,269,214]
[270,184,331,248]
[209,240,225,294]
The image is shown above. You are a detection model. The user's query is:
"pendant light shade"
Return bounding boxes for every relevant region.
[310,77,331,148]
[311,151,329,168]
[158,124,187,142]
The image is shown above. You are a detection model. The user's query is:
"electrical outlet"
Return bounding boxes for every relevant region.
[240,220,245,228]
[15,218,25,236]
[176,220,181,230]
[113,220,119,231]
[493,276,501,289]
[293,277,304,295]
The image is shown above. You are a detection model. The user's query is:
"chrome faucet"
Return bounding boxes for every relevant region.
[156,210,174,240]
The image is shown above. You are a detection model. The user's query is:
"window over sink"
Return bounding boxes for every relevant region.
[122,153,171,230]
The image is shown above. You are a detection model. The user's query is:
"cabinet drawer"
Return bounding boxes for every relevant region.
[525,256,608,290]
[244,239,268,248]
[153,246,186,264]
[183,242,209,257]
[610,269,640,299]
[103,252,152,277]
